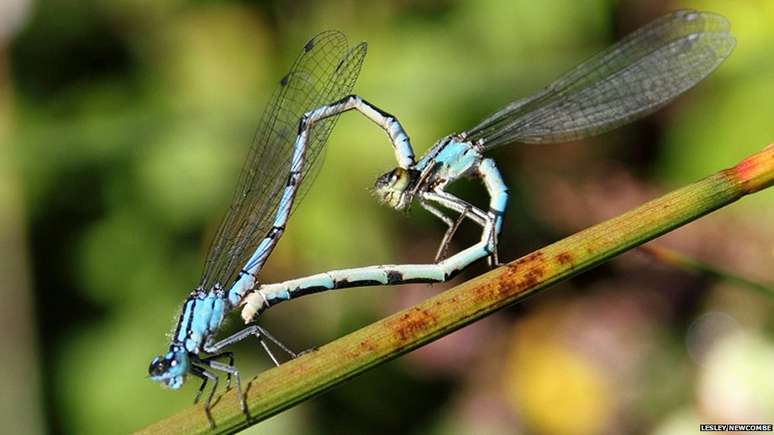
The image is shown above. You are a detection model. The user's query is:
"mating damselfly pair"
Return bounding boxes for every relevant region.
[148,10,735,425]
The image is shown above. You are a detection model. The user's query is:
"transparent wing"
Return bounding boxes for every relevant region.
[200,31,367,290]
[465,10,735,149]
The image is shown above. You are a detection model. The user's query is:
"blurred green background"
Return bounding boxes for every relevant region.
[0,0,772,434]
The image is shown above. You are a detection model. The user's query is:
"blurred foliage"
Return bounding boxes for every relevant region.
[0,0,772,434]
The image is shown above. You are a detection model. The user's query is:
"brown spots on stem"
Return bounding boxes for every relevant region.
[357,339,377,354]
[555,251,574,267]
[506,252,546,280]
[338,339,379,361]
[511,251,544,267]
[471,251,548,304]
[387,307,438,343]
[512,263,546,293]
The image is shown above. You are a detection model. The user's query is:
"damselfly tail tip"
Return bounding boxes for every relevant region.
[241,291,268,323]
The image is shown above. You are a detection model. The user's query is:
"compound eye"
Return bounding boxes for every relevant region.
[392,168,410,185]
[148,356,173,377]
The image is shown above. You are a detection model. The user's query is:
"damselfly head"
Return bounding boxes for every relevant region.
[373,167,414,211]
[148,347,189,389]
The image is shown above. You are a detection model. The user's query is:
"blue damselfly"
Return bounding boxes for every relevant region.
[242,10,735,321]
[148,31,367,425]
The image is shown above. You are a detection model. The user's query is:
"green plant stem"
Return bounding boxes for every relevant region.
[136,143,774,435]
[639,244,774,297]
